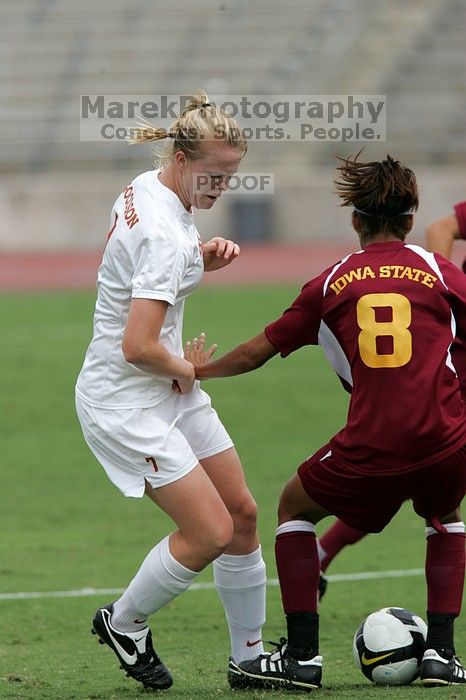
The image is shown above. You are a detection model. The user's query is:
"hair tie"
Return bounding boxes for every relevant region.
[354,207,414,218]
[354,207,374,217]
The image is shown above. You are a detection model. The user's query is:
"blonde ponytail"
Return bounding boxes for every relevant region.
[127,123,173,145]
[129,90,247,167]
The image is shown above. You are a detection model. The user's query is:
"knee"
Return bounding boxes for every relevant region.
[439,508,462,524]
[228,488,257,530]
[277,490,294,523]
[277,487,323,526]
[425,508,463,527]
[204,515,235,558]
[277,503,289,525]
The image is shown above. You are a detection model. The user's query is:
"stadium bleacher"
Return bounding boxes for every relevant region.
[0,0,464,249]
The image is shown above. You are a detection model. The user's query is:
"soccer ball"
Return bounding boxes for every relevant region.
[353,607,427,685]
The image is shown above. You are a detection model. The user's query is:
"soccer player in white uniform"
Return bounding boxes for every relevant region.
[75,92,266,690]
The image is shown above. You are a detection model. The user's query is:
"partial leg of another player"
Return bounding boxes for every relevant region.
[317,520,367,599]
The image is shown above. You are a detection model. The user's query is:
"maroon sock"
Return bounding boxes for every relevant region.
[426,532,465,615]
[275,530,320,613]
[319,520,367,572]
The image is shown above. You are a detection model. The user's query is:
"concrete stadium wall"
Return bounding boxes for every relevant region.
[0,166,465,252]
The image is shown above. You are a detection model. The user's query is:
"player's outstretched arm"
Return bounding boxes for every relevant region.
[425,214,459,258]
[191,331,278,379]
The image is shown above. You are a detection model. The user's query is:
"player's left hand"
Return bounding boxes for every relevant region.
[202,237,240,272]
[184,332,218,366]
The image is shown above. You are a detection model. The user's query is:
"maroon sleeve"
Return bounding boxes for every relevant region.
[437,254,466,398]
[454,201,466,240]
[450,338,466,401]
[264,276,325,357]
[435,253,466,343]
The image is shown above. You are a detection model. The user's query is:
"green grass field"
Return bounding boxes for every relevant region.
[0,285,463,700]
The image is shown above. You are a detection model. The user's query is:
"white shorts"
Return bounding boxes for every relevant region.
[75,385,234,497]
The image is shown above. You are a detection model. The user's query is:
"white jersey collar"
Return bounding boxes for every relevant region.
[153,169,193,222]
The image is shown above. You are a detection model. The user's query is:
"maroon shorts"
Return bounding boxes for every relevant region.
[297,443,466,533]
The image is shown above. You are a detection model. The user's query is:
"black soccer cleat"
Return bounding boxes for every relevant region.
[227,657,258,689]
[318,574,328,601]
[91,603,173,690]
[420,648,466,686]
[235,638,322,691]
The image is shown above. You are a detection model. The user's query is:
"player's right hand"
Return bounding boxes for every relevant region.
[184,332,218,366]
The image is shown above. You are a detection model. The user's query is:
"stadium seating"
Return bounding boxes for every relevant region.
[1,0,465,171]
[0,0,464,248]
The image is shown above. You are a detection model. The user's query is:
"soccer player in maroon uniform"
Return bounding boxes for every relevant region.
[317,200,466,600]
[426,200,466,272]
[190,155,466,689]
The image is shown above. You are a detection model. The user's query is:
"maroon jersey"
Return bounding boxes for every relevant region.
[455,200,466,240]
[450,200,466,385]
[454,200,466,275]
[265,240,466,473]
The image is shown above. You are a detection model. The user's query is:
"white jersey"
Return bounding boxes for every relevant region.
[76,170,204,408]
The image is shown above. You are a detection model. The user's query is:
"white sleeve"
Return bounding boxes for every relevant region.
[131,229,188,305]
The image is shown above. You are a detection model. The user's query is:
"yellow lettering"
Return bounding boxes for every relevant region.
[420,272,437,288]
[379,266,391,278]
[391,265,404,278]
[362,266,376,279]
[399,266,413,280]
[344,269,362,284]
[330,277,347,295]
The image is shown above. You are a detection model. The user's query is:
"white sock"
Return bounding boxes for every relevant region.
[425,521,465,537]
[276,520,316,536]
[214,546,266,663]
[112,535,197,632]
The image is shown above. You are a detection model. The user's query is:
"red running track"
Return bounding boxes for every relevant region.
[0,244,355,291]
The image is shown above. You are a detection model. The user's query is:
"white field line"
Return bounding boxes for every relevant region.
[0,567,424,602]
